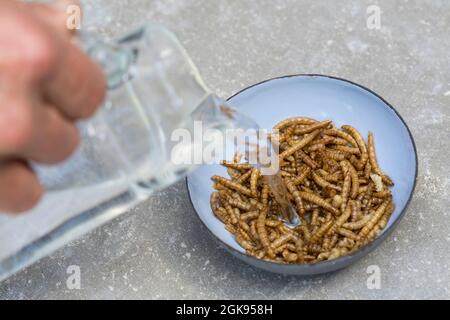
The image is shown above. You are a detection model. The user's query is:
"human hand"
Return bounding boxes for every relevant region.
[0,0,106,213]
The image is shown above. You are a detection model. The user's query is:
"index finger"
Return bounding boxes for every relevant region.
[43,38,106,119]
[34,3,106,119]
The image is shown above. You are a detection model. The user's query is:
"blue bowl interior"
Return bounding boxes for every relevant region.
[187,75,417,269]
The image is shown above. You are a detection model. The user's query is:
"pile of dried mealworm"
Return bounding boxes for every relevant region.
[210,117,395,264]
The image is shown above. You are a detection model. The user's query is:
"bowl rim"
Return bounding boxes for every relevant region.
[185,73,418,272]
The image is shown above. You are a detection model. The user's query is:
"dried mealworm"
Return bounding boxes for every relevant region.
[337,228,361,241]
[236,234,254,251]
[342,215,372,230]
[359,201,389,237]
[325,136,350,146]
[310,219,334,243]
[227,167,241,180]
[319,170,343,183]
[220,161,253,171]
[328,202,352,235]
[266,219,282,227]
[249,168,260,197]
[364,161,372,179]
[240,211,259,221]
[294,120,332,135]
[332,145,360,155]
[358,185,368,195]
[328,247,348,260]
[225,223,236,234]
[282,250,298,262]
[298,191,339,216]
[214,207,229,223]
[291,166,312,185]
[323,149,348,161]
[373,190,392,199]
[323,128,358,146]
[238,219,250,232]
[268,230,278,242]
[228,198,251,211]
[370,173,384,192]
[306,243,323,254]
[260,182,269,207]
[298,225,311,243]
[285,179,305,215]
[317,251,331,261]
[211,176,253,196]
[340,172,351,214]
[236,169,253,183]
[367,131,393,185]
[210,191,221,208]
[280,130,321,159]
[222,198,238,225]
[239,228,252,243]
[312,171,341,191]
[256,208,274,258]
[351,200,362,222]
[249,220,259,241]
[329,234,339,249]
[270,234,295,250]
[249,198,264,211]
[324,158,340,174]
[311,208,320,226]
[273,117,317,130]
[332,195,343,209]
[342,160,359,199]
[341,125,368,170]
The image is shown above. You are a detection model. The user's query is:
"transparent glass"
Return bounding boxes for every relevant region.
[0,24,246,281]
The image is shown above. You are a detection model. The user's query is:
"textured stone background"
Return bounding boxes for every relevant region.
[1,0,449,299]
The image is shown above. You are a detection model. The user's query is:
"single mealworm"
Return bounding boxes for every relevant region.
[250,168,260,197]
[291,166,312,185]
[294,120,332,135]
[228,198,251,211]
[312,171,341,191]
[323,149,348,161]
[359,201,389,237]
[342,160,359,199]
[270,233,295,250]
[273,117,317,130]
[280,130,321,159]
[337,228,361,241]
[256,207,274,258]
[333,145,361,155]
[328,202,352,235]
[328,247,348,260]
[236,234,254,251]
[296,150,318,169]
[323,128,358,146]
[373,190,391,199]
[236,169,253,183]
[285,178,305,215]
[310,219,334,243]
[240,211,259,221]
[340,172,351,214]
[211,176,253,196]
[341,125,368,170]
[298,191,339,216]
[220,161,253,171]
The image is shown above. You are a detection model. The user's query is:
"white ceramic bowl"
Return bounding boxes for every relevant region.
[187,74,417,275]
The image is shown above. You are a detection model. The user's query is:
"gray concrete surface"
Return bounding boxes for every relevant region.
[1,0,449,299]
